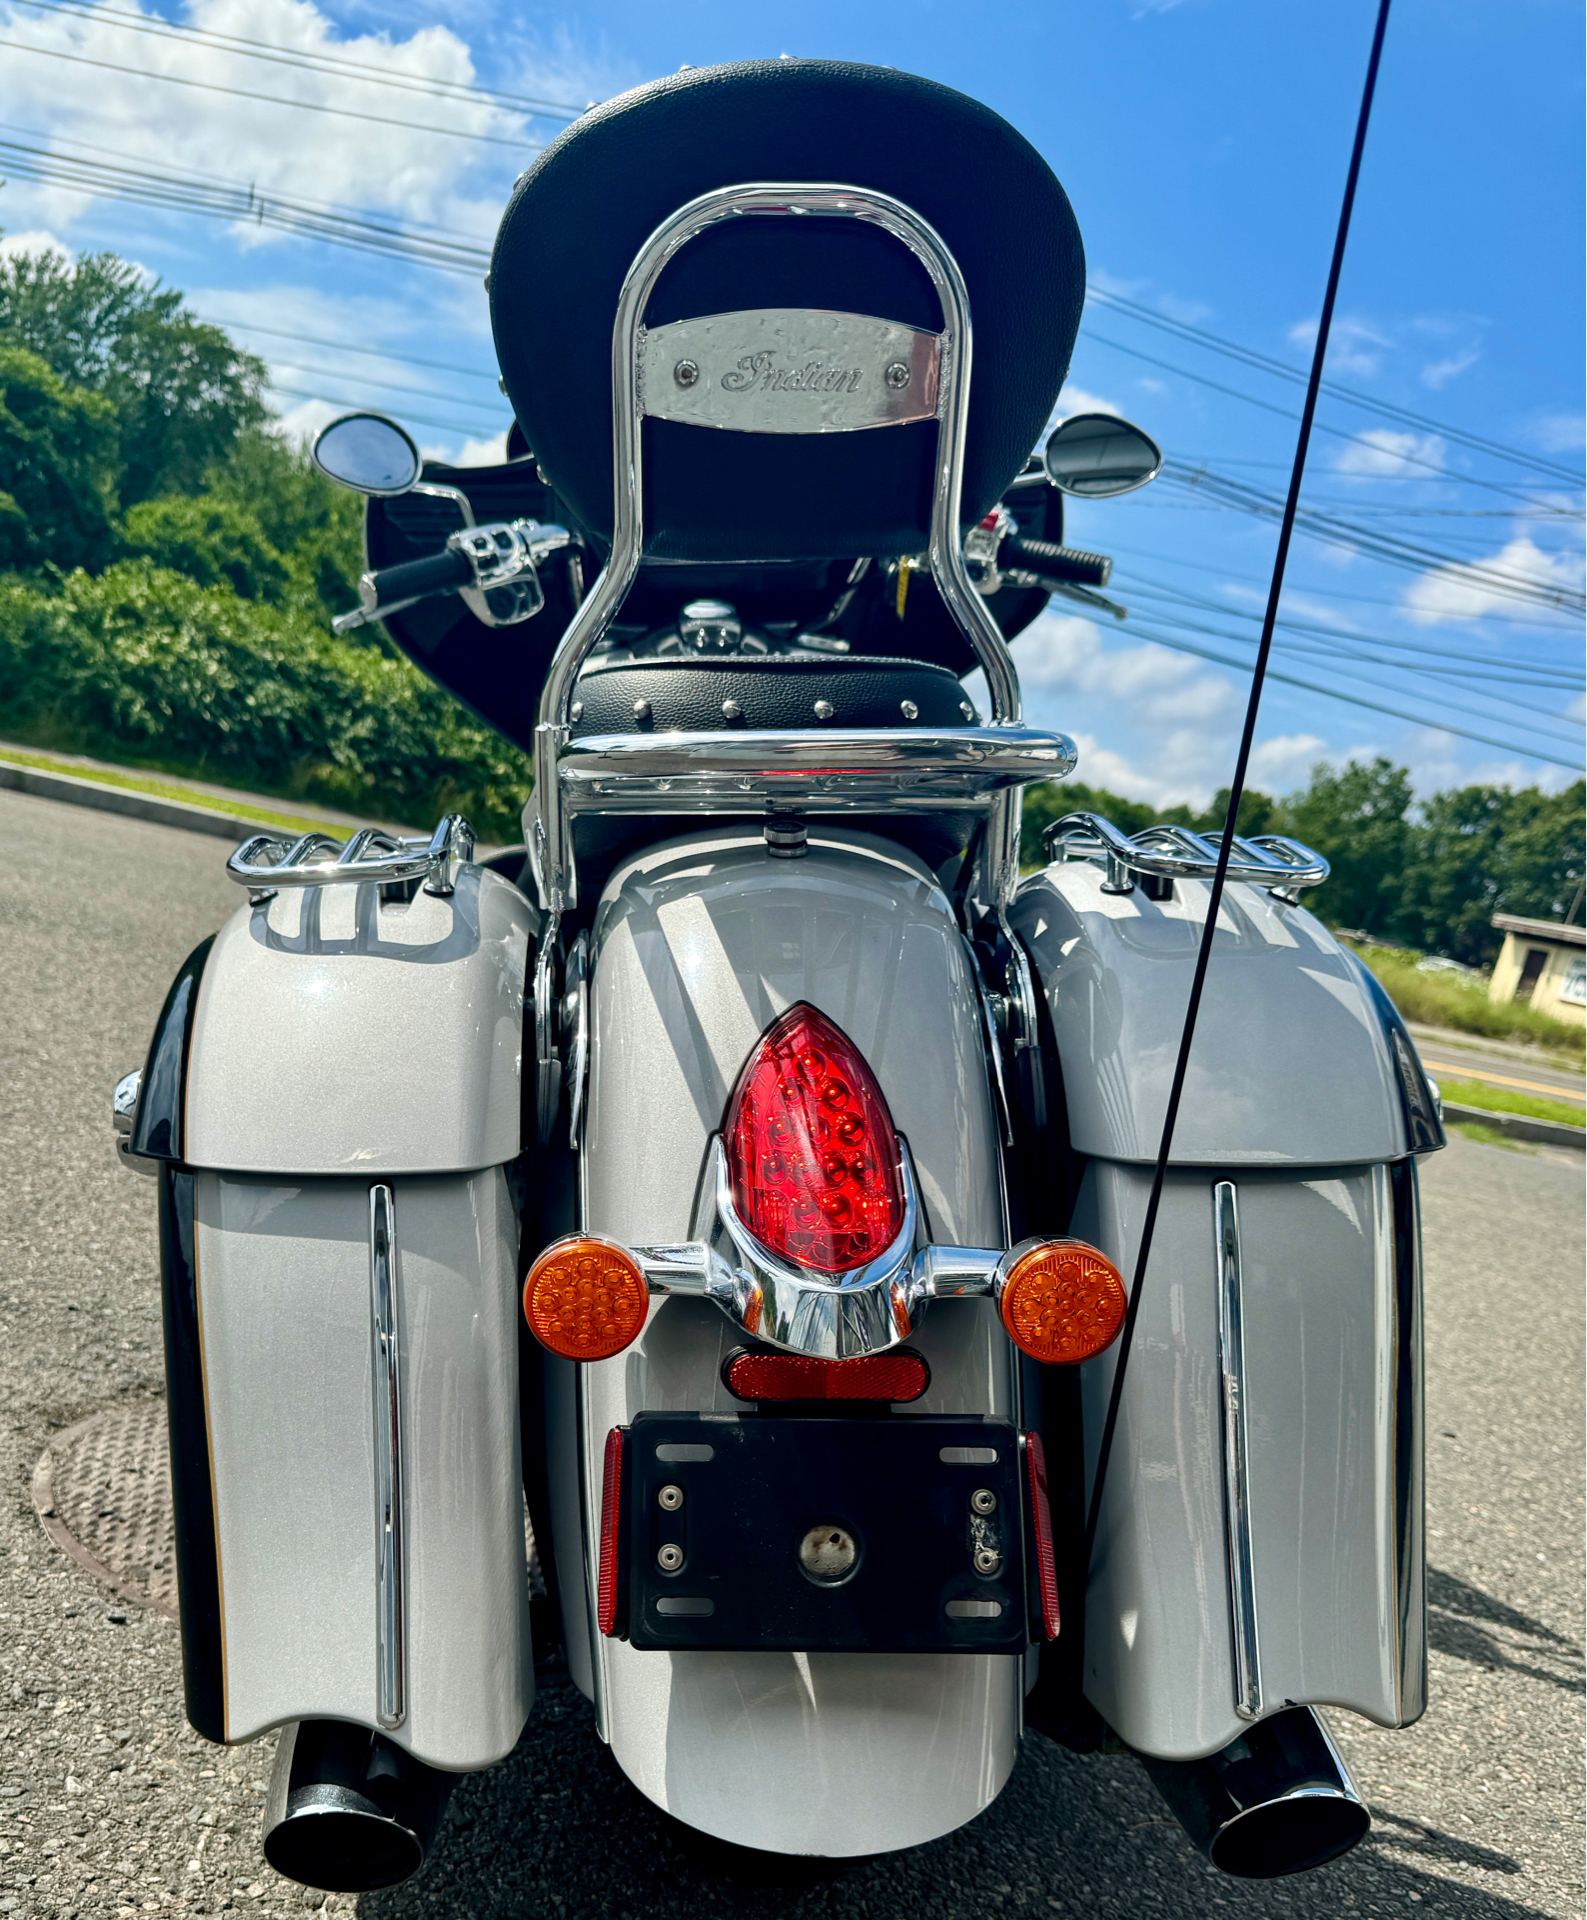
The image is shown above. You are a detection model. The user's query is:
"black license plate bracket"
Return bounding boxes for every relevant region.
[622,1413,1028,1653]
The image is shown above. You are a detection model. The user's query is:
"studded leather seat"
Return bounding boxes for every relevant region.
[568,655,974,738]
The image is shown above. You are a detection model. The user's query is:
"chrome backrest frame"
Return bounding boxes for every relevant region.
[525,181,1034,916]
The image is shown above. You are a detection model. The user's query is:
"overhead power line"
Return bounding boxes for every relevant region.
[269,383,506,441]
[1089,285,1582,486]
[1104,619,1583,768]
[1081,329,1561,510]
[1120,600,1584,742]
[0,137,494,272]
[1161,460,1585,617]
[0,36,544,149]
[1123,574,1585,686]
[198,315,500,384]
[262,363,505,418]
[6,0,586,121]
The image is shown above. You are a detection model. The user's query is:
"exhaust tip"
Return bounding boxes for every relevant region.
[262,1721,454,1894]
[1143,1706,1370,1881]
[1207,1785,1370,1879]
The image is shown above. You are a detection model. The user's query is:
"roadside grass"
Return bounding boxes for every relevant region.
[1448,1120,1535,1153]
[1350,943,1585,1060]
[0,744,352,839]
[1434,1075,1584,1129]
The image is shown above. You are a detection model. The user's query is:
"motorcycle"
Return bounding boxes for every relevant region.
[113,57,1440,1894]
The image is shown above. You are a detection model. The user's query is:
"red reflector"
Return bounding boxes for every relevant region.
[725,1004,903,1274]
[1024,1431,1060,1641]
[725,1350,929,1403]
[597,1427,624,1637]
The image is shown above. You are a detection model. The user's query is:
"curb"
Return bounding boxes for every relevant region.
[0,759,291,842]
[1441,1100,1585,1151]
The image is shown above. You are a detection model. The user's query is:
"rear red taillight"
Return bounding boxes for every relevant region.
[724,1004,904,1274]
[725,1349,929,1403]
[1023,1430,1061,1640]
[597,1427,624,1637]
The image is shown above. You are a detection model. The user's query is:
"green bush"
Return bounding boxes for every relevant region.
[121,495,288,603]
[0,561,532,839]
[1350,944,1584,1058]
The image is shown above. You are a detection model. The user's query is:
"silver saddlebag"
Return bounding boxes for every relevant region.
[129,865,535,1771]
[1010,856,1440,1762]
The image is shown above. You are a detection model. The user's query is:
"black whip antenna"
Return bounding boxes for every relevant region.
[1082,0,1395,1565]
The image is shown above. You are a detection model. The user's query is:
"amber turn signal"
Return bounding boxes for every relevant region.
[523,1235,649,1361]
[997,1238,1127,1365]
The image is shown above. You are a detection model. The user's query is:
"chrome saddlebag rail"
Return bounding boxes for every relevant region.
[1045,811,1327,901]
[226,813,475,899]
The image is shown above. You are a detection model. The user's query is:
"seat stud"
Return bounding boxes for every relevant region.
[813,699,835,721]
[900,699,919,720]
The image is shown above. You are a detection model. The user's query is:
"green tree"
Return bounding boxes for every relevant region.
[0,246,266,505]
[1394,781,1587,966]
[0,345,119,570]
[1277,757,1414,935]
[205,428,363,624]
[121,495,288,602]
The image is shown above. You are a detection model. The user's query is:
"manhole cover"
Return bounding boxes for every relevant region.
[31,1401,177,1618]
[33,1402,544,1618]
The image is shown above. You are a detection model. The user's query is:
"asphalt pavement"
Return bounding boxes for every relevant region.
[1405,1027,1585,1107]
[1,787,1581,1920]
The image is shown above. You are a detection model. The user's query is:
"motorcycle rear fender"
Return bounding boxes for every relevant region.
[567,824,1023,1856]
[144,865,535,1769]
[1010,864,1427,1760]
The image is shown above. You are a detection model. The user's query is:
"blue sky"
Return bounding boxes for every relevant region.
[0,0,1581,804]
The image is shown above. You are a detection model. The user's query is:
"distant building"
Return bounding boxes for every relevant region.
[1488,913,1586,1027]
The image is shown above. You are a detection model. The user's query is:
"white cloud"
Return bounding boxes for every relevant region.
[1288,315,1389,377]
[1530,412,1585,455]
[0,227,71,259]
[1013,611,1258,805]
[1333,429,1445,478]
[1420,348,1478,389]
[1402,535,1585,625]
[0,0,521,241]
[425,430,507,466]
[1249,733,1328,787]
[1054,385,1122,419]
[270,395,341,446]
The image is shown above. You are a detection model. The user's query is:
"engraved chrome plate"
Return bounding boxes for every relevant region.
[640,309,942,433]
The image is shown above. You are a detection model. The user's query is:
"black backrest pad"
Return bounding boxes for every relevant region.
[491,61,1085,562]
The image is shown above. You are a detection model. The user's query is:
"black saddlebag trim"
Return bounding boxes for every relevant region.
[158,1165,226,1742]
[1345,951,1446,1154]
[132,936,214,1163]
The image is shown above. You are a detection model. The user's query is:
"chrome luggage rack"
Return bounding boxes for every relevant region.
[225,813,475,903]
[1045,812,1328,905]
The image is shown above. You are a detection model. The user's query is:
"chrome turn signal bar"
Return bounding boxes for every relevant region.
[522,1138,1126,1371]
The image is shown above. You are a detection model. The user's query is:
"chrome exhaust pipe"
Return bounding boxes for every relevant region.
[1140,1707,1370,1879]
[262,1720,456,1893]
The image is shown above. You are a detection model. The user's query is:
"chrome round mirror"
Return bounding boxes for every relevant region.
[1043,413,1163,498]
[311,412,421,496]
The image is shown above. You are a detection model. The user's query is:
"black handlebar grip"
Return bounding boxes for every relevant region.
[365,546,473,605]
[1002,537,1113,588]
